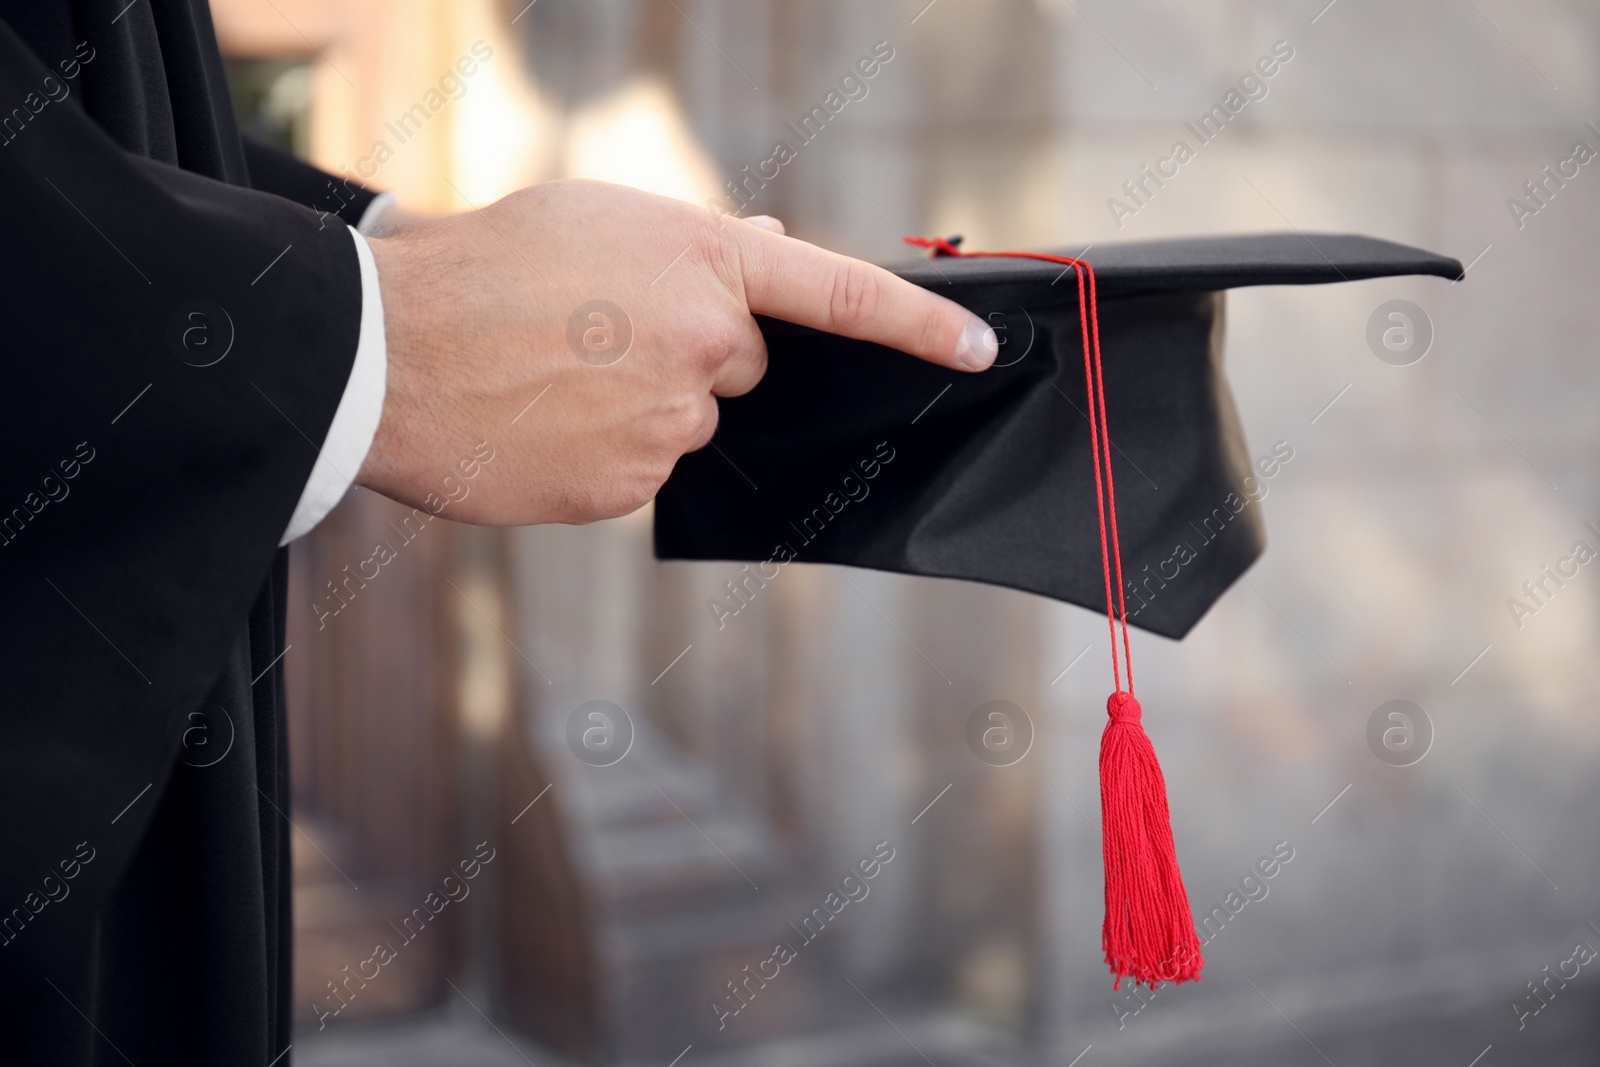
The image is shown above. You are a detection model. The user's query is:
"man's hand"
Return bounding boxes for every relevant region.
[358,178,998,526]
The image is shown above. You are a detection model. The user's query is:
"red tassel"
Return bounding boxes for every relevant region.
[1100,691,1204,990]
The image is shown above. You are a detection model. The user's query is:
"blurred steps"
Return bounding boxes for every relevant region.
[533,710,869,1061]
[291,818,445,1028]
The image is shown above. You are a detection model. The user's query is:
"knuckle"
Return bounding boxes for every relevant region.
[738,346,769,395]
[649,398,708,453]
[691,398,720,449]
[828,260,883,331]
[695,312,747,371]
[672,397,714,450]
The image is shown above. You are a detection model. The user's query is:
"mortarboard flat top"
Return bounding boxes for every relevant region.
[655,233,1462,638]
[888,232,1461,295]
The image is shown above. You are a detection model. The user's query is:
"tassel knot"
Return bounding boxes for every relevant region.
[1106,690,1141,723]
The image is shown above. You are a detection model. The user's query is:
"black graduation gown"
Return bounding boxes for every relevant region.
[0,2,374,1062]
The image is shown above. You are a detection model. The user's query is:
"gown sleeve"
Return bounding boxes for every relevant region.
[0,15,364,952]
[240,133,380,227]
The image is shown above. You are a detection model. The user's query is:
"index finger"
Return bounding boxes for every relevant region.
[730,224,999,372]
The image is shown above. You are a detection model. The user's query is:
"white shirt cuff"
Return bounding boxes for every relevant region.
[356,191,397,236]
[279,226,388,546]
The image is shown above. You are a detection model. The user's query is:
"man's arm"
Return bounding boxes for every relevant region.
[230,145,1007,539]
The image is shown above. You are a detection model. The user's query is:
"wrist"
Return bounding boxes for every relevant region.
[356,233,415,499]
[361,197,437,239]
[357,222,488,509]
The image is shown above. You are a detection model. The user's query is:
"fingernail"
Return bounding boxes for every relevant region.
[744,215,784,233]
[956,316,999,370]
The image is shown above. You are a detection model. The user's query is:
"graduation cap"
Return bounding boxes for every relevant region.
[654,231,1461,988]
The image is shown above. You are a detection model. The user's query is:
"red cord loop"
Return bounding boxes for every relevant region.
[905,235,1134,694]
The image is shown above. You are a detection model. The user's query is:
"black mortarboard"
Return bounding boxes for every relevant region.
[654,233,1460,639]
[657,231,1462,988]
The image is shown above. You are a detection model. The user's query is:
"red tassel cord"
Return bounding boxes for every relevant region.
[908,235,1205,989]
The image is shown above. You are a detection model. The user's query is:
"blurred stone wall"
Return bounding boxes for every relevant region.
[257,0,1600,1062]
[508,1,1600,1063]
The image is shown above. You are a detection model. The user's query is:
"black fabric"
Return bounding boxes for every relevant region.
[656,235,1461,638]
[0,2,365,1063]
[243,134,379,227]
